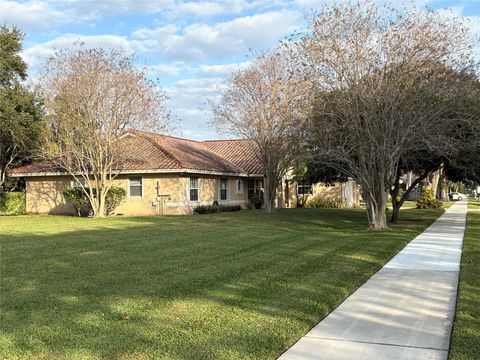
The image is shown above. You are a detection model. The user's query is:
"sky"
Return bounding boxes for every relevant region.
[1,0,479,140]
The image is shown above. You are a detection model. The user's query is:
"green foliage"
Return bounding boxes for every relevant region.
[248,193,264,209]
[63,186,126,217]
[193,204,241,214]
[104,187,126,216]
[0,25,27,84]
[63,187,89,217]
[0,192,25,215]
[0,25,44,190]
[306,195,346,208]
[416,189,444,209]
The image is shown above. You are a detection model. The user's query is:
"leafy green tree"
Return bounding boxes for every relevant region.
[0,25,44,191]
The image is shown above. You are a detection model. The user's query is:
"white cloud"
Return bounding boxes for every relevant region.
[197,61,251,76]
[22,33,141,70]
[0,0,78,31]
[133,9,302,61]
[60,0,174,17]
[164,75,223,137]
[132,24,178,40]
[177,0,245,17]
[0,0,177,33]
[146,63,185,77]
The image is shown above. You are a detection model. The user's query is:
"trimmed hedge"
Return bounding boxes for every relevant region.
[193,204,242,214]
[0,192,26,215]
[306,196,346,208]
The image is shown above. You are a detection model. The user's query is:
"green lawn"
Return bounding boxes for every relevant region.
[1,208,444,360]
[449,210,480,359]
[467,197,480,210]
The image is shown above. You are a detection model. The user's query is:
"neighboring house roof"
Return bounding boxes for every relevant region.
[9,130,263,177]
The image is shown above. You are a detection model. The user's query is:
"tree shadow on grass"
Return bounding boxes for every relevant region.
[0,208,443,359]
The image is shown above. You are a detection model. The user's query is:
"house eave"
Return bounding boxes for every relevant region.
[10,168,265,178]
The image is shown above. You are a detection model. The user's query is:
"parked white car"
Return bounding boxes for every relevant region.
[449,192,466,200]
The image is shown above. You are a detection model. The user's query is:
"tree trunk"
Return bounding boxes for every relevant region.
[0,167,6,192]
[95,188,106,218]
[431,168,442,199]
[390,165,441,223]
[389,174,401,223]
[263,174,277,214]
[365,191,388,230]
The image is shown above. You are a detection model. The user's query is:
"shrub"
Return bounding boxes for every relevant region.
[63,187,89,216]
[63,186,126,216]
[105,187,127,215]
[219,205,241,212]
[416,189,443,209]
[193,205,218,214]
[193,204,242,214]
[0,192,26,215]
[249,193,264,209]
[306,195,346,208]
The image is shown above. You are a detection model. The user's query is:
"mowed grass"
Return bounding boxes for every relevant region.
[1,208,443,360]
[467,197,480,210]
[449,210,480,360]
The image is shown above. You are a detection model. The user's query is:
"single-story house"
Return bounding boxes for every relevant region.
[10,129,359,216]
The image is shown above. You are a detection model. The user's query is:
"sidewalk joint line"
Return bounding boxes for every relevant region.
[302,336,449,352]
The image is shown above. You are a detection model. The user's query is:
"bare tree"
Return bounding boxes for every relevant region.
[210,52,313,213]
[291,3,477,229]
[40,47,172,217]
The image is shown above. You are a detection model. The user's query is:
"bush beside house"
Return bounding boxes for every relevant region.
[0,192,26,215]
[63,187,127,217]
[306,195,346,208]
[193,204,242,214]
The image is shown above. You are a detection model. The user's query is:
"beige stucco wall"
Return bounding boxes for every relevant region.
[26,176,75,215]
[282,180,359,208]
[105,174,249,216]
[25,173,251,216]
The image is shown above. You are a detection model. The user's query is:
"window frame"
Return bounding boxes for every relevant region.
[70,177,86,188]
[247,179,263,199]
[236,179,242,195]
[220,178,228,201]
[297,183,313,196]
[129,176,143,198]
[189,176,199,202]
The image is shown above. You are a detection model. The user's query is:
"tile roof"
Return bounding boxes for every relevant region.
[202,139,263,175]
[9,130,263,176]
[131,130,245,174]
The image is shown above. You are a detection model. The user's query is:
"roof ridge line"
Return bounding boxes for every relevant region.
[203,138,251,143]
[138,133,185,169]
[130,128,206,144]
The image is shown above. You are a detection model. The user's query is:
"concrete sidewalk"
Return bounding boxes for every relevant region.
[279,200,468,360]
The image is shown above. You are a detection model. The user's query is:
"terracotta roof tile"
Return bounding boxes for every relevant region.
[203,139,263,175]
[9,130,263,176]
[131,130,245,174]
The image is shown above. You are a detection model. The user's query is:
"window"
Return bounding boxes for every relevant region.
[220,178,228,200]
[129,176,142,197]
[236,179,242,194]
[247,179,263,199]
[297,183,312,195]
[190,177,199,201]
[71,177,86,188]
